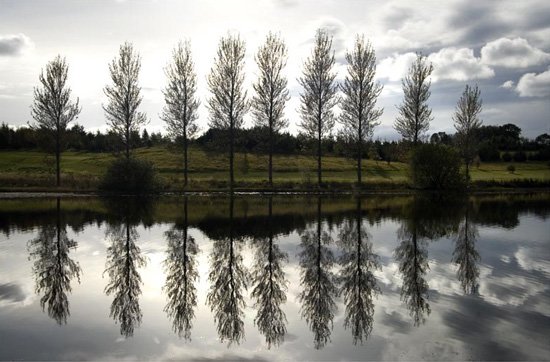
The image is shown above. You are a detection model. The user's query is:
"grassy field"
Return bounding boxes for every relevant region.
[0,146,549,191]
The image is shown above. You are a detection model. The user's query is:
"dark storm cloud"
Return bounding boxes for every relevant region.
[448,2,510,47]
[0,34,31,56]
[0,283,25,302]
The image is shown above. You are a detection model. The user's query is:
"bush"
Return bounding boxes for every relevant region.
[410,144,465,190]
[501,152,512,162]
[100,157,159,194]
[507,164,516,174]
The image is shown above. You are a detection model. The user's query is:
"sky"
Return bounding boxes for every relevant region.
[0,0,549,139]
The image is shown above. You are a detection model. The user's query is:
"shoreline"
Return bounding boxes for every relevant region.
[1,186,549,198]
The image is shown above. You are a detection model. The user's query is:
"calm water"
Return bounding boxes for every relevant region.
[0,193,549,361]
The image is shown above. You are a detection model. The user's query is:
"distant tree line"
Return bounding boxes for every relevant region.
[2,121,548,162]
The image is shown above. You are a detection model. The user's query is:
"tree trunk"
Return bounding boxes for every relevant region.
[465,160,470,184]
[56,129,61,187]
[126,127,130,161]
[184,133,188,189]
[230,124,234,191]
[357,139,362,186]
[318,125,322,186]
[269,126,273,187]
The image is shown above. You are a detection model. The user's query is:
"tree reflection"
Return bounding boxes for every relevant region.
[298,197,337,349]
[28,197,81,324]
[206,195,249,345]
[338,198,380,344]
[163,197,200,340]
[395,221,430,326]
[103,211,146,337]
[250,197,288,348]
[453,205,480,295]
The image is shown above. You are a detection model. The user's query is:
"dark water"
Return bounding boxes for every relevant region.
[0,193,549,361]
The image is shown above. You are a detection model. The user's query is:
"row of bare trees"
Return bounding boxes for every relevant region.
[30,30,483,189]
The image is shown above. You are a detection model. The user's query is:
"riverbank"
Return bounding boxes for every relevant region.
[1,147,549,193]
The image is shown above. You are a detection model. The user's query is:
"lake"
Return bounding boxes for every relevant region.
[0,193,549,361]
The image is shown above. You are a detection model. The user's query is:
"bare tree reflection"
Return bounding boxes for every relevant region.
[104,214,146,337]
[28,197,81,324]
[453,205,480,295]
[163,197,200,340]
[206,195,249,345]
[250,196,288,348]
[298,197,337,349]
[395,221,430,326]
[338,198,380,344]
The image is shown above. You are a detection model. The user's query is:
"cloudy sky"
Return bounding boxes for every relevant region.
[0,0,549,139]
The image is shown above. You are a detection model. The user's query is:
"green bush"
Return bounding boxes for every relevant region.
[410,144,465,190]
[507,164,516,174]
[100,157,159,194]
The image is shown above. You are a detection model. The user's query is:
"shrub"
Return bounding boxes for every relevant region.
[409,144,465,190]
[501,152,512,162]
[507,164,516,174]
[100,157,159,194]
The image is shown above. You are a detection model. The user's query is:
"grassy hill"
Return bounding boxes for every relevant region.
[0,146,549,191]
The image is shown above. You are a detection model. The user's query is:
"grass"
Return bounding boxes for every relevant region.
[0,146,549,191]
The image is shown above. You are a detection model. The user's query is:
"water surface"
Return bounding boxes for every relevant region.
[0,193,549,360]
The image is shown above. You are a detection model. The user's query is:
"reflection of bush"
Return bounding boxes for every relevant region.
[409,144,465,190]
[100,157,159,194]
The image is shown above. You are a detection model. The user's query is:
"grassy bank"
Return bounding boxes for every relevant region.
[0,146,549,192]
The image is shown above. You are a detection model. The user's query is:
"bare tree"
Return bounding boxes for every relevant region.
[207,33,249,190]
[31,55,81,187]
[394,53,434,146]
[298,29,339,185]
[453,84,483,181]
[103,42,147,160]
[251,32,290,186]
[340,35,383,185]
[162,41,200,188]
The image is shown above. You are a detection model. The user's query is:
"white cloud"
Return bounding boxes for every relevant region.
[0,33,33,56]
[377,52,417,82]
[516,66,550,97]
[377,47,495,83]
[481,37,550,68]
[501,80,514,89]
[429,47,494,82]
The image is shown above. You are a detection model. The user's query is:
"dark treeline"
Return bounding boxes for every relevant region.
[2,122,549,162]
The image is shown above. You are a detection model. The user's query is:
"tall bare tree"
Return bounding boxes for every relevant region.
[31,56,81,187]
[298,29,339,185]
[340,35,383,185]
[251,32,290,186]
[394,53,434,146]
[453,84,483,181]
[103,42,147,160]
[207,33,249,190]
[162,41,200,188]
